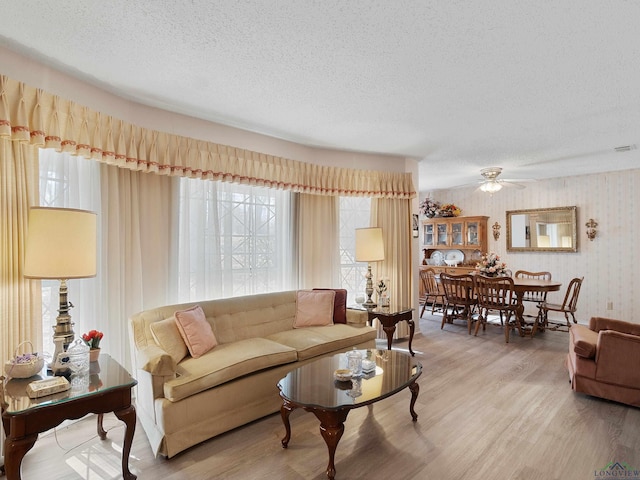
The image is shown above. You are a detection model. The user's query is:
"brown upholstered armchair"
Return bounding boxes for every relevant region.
[566,317,640,407]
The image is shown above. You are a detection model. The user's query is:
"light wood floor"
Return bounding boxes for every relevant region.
[16,314,640,479]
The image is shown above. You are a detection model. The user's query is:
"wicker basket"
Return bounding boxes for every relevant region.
[4,341,45,379]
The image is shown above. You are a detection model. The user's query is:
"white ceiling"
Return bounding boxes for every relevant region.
[1,1,639,191]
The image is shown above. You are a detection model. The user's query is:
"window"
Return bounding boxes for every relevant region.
[177,178,294,301]
[339,196,371,300]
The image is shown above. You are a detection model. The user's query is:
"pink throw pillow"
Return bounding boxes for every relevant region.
[174,305,218,358]
[294,290,335,328]
[313,288,347,324]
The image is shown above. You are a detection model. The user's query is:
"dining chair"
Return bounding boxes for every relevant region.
[440,273,478,334]
[534,276,583,334]
[515,270,552,303]
[419,268,445,317]
[514,270,552,322]
[474,275,523,343]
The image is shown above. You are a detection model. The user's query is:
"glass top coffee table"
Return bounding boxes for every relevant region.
[277,349,422,480]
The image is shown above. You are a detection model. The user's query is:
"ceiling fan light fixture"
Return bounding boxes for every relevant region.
[480,181,502,193]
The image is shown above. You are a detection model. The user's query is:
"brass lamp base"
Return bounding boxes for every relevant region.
[362,263,377,308]
[49,279,75,373]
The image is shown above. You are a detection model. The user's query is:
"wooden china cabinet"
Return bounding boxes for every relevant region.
[420,215,489,275]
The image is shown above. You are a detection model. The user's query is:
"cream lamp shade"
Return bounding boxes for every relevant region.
[24,207,97,279]
[355,227,385,262]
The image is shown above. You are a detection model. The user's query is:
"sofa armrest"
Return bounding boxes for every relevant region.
[595,330,640,387]
[570,324,598,359]
[589,316,640,336]
[138,344,177,376]
[346,308,369,327]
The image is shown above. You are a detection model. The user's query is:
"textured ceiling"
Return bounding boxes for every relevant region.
[1,1,639,191]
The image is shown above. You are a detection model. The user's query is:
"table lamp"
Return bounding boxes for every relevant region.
[355,227,385,308]
[23,207,97,368]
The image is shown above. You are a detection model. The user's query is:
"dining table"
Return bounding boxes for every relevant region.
[505,276,562,334]
[436,272,562,337]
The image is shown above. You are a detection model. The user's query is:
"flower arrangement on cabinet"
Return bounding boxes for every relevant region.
[82,330,104,350]
[439,203,462,217]
[419,197,440,218]
[475,252,507,276]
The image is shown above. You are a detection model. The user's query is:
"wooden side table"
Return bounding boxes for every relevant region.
[1,354,137,480]
[351,305,415,356]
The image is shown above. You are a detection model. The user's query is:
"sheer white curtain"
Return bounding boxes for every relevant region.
[297,193,340,289]
[99,163,175,369]
[177,178,294,301]
[38,149,102,360]
[338,196,372,300]
[38,149,175,370]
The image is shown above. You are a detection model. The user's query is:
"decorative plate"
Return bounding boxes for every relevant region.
[445,249,464,265]
[430,250,445,266]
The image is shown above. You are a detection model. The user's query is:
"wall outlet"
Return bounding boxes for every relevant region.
[606,301,613,310]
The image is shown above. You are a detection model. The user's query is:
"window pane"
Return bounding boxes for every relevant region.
[178,179,293,301]
[339,196,371,302]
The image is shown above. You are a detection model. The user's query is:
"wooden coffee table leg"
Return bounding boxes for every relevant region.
[280,399,295,448]
[409,381,420,421]
[311,408,350,480]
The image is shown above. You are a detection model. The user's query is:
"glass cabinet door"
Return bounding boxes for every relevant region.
[466,221,479,246]
[436,223,448,245]
[451,222,463,246]
[423,223,435,246]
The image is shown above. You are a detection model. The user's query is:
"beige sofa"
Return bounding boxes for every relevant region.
[128,290,376,457]
[566,316,640,407]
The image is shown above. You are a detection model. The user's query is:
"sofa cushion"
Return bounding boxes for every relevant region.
[313,288,347,324]
[570,324,598,359]
[175,305,218,358]
[294,290,335,328]
[266,324,376,361]
[163,338,297,402]
[150,317,188,364]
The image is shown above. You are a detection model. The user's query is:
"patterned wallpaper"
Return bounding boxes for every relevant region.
[422,168,640,325]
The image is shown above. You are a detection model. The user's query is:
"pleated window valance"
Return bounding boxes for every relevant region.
[0,75,415,198]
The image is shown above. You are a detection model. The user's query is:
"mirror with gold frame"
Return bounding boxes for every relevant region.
[506,206,577,252]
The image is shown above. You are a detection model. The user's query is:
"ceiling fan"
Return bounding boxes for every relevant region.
[478,167,526,193]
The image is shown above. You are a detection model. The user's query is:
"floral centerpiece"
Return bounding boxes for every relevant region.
[475,252,507,276]
[419,197,440,218]
[439,203,462,217]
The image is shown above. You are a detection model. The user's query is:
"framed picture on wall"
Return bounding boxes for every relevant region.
[412,214,419,238]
